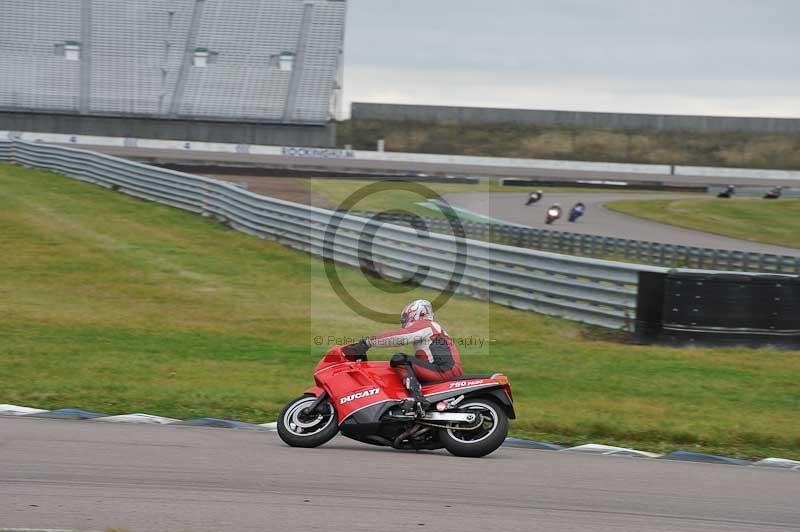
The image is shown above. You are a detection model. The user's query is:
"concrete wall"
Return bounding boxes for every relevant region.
[0,111,336,147]
[351,103,800,134]
[7,129,800,184]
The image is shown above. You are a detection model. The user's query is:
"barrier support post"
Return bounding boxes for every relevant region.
[632,271,667,344]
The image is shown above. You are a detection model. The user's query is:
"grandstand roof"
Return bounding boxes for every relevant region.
[0,0,346,125]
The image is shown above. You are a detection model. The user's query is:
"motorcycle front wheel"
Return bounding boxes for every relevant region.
[439,398,508,458]
[277,395,339,448]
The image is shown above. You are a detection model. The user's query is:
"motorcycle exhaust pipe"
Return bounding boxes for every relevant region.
[363,435,394,447]
[393,423,423,449]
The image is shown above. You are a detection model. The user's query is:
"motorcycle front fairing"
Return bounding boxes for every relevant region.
[308,347,409,435]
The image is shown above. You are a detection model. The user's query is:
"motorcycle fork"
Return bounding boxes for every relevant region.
[304,391,330,414]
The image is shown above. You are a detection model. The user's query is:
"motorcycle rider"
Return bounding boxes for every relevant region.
[344,299,463,410]
[718,185,736,198]
[569,202,586,222]
[545,203,562,224]
[525,190,543,205]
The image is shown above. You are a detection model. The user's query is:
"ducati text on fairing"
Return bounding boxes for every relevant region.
[339,388,380,404]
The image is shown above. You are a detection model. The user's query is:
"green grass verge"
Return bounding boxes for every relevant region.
[606,198,800,250]
[2,162,799,459]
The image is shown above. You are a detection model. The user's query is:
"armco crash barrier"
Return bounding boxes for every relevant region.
[354,211,800,275]
[2,139,799,343]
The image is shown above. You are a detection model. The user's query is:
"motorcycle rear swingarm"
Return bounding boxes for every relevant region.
[415,416,485,431]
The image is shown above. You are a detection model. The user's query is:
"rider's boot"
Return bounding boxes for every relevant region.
[390,354,431,415]
[403,374,430,416]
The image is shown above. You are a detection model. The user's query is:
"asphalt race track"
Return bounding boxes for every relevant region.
[1,417,798,532]
[444,191,800,256]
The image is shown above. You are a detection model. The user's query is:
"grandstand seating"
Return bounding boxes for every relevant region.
[0,0,345,124]
[0,1,82,111]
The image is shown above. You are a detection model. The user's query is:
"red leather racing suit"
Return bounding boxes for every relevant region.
[366,319,463,382]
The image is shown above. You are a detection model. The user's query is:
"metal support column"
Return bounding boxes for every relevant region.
[283,3,314,123]
[170,0,205,117]
[79,0,92,114]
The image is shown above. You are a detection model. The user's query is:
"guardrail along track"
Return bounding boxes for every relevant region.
[2,139,667,330]
[354,212,800,275]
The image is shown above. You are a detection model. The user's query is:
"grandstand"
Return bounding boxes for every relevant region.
[0,0,346,146]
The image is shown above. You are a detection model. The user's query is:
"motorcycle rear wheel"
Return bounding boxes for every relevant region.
[439,398,508,458]
[277,395,339,448]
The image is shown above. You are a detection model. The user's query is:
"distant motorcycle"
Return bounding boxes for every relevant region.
[717,185,735,198]
[545,205,562,225]
[568,202,586,222]
[525,191,543,206]
[764,187,783,199]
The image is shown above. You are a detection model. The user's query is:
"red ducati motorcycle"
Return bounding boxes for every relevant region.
[277,345,515,457]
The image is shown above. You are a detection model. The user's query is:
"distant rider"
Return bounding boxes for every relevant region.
[718,185,735,198]
[569,202,586,222]
[344,299,463,408]
[525,190,543,205]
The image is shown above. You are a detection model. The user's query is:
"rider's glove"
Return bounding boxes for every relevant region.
[355,339,369,358]
[390,353,410,368]
[343,339,370,360]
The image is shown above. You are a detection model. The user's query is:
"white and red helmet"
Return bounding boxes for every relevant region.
[400,299,434,328]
